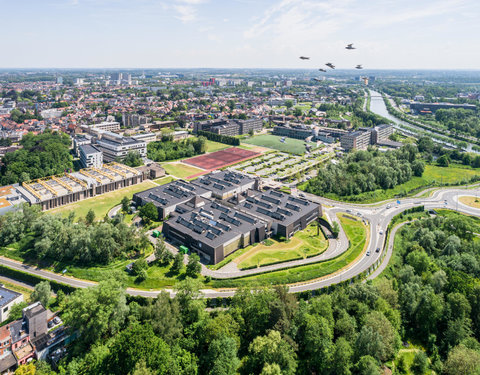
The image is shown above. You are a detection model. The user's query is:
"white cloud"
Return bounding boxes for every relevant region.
[172,0,208,22]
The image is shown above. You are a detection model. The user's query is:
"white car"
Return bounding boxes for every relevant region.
[366,250,371,256]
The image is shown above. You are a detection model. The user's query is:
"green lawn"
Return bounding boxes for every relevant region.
[162,162,205,179]
[236,225,328,269]
[205,140,231,152]
[209,214,367,288]
[243,134,308,155]
[301,164,480,203]
[153,176,176,185]
[48,180,157,220]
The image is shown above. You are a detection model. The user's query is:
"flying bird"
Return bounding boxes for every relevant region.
[355,64,363,69]
[299,56,310,60]
[318,68,327,72]
[325,63,335,69]
[345,43,355,50]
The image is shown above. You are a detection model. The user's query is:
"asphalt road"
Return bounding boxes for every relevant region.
[2,186,480,298]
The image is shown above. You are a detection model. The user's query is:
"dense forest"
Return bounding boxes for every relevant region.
[147,136,207,162]
[0,205,149,265]
[435,108,480,137]
[0,131,73,185]
[304,145,425,197]
[18,211,480,374]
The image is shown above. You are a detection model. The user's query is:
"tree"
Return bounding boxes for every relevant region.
[129,359,157,375]
[121,196,131,214]
[293,107,302,117]
[411,351,429,375]
[245,330,297,375]
[9,302,28,321]
[14,363,36,375]
[207,337,240,375]
[171,252,184,274]
[62,277,129,349]
[285,100,294,109]
[332,221,340,238]
[85,209,96,225]
[437,154,450,167]
[248,128,254,137]
[139,202,158,223]
[123,151,143,167]
[355,355,381,375]
[154,237,172,264]
[443,344,480,375]
[186,253,201,278]
[131,258,148,276]
[412,159,425,177]
[31,281,51,307]
[331,337,353,375]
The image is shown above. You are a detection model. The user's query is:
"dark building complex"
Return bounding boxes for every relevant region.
[134,171,321,264]
[194,118,263,136]
[410,102,477,114]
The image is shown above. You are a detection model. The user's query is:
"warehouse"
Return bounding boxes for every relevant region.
[162,199,267,264]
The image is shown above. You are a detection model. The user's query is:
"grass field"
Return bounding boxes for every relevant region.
[235,225,328,269]
[459,195,480,209]
[205,140,231,152]
[162,162,205,178]
[209,214,367,288]
[153,176,176,185]
[48,180,157,220]
[243,134,308,155]
[301,164,480,203]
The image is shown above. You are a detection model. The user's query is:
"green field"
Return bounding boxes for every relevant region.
[243,134,308,155]
[162,162,204,179]
[209,214,367,288]
[236,225,328,269]
[153,176,176,185]
[301,164,480,203]
[205,140,231,152]
[48,180,157,220]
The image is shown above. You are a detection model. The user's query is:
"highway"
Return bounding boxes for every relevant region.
[1,186,480,298]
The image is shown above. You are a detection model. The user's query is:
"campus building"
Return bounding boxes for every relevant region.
[132,180,212,220]
[139,171,322,264]
[19,163,144,211]
[94,131,147,162]
[340,130,371,151]
[194,118,263,136]
[192,170,256,200]
[162,199,267,264]
[232,189,321,239]
[79,144,103,168]
[89,121,120,132]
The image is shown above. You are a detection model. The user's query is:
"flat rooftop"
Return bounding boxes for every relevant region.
[169,200,265,248]
[192,170,254,196]
[234,189,319,227]
[134,179,211,209]
[0,286,21,307]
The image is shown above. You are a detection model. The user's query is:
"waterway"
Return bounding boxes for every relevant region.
[369,89,475,152]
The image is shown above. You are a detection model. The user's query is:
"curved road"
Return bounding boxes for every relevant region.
[2,186,480,298]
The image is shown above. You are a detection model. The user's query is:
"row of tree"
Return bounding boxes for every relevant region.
[197,130,241,146]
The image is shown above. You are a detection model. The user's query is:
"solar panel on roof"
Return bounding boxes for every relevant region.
[206,231,216,240]
[244,202,253,209]
[277,208,292,216]
[270,190,284,198]
[234,212,256,224]
[211,227,222,236]
[193,225,203,234]
[272,212,285,221]
[286,203,300,211]
[288,196,309,206]
[213,183,225,190]
[256,207,271,216]
[257,200,272,209]
[262,195,281,205]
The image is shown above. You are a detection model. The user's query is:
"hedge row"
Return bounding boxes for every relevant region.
[0,265,76,294]
[197,130,240,146]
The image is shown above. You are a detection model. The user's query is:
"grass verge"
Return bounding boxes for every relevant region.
[162,162,205,179]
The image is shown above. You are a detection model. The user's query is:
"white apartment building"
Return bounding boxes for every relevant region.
[79,144,103,168]
[95,132,146,162]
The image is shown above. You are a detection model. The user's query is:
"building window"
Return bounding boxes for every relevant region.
[3,306,8,313]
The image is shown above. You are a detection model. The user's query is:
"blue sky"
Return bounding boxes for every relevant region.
[1,0,479,69]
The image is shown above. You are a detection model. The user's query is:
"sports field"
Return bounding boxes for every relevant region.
[162,162,204,179]
[184,147,260,170]
[242,134,308,154]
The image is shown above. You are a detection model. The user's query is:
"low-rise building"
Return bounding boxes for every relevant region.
[89,121,120,132]
[192,170,256,200]
[0,286,23,323]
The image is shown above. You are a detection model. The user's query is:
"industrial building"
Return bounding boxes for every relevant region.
[192,170,256,200]
[133,179,212,220]
[162,199,267,264]
[15,163,144,211]
[194,118,263,136]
